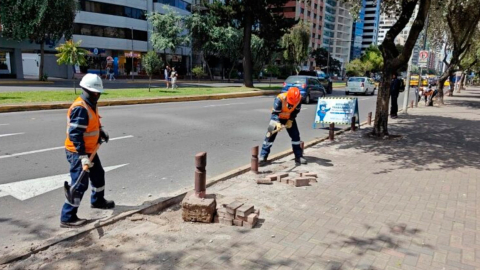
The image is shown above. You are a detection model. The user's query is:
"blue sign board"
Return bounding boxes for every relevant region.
[313,97,360,128]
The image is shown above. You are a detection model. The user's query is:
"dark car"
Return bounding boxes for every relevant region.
[281,76,326,104]
[298,70,333,94]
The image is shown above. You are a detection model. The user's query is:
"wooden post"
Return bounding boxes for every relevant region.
[351,116,356,132]
[329,123,335,141]
[251,146,259,174]
[195,152,207,198]
[367,112,372,126]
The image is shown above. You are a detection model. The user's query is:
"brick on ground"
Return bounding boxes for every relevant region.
[292,177,311,187]
[256,178,273,185]
[226,201,243,215]
[236,205,255,218]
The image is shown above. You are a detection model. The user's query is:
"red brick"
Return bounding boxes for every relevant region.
[254,209,260,217]
[233,219,243,226]
[226,201,244,215]
[257,178,273,185]
[219,217,233,226]
[277,173,289,179]
[265,174,278,181]
[301,173,318,178]
[247,213,259,224]
[309,178,318,184]
[217,207,235,219]
[293,177,310,187]
[243,216,258,229]
[236,205,255,217]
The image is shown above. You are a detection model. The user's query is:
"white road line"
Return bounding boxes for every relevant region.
[0,164,128,200]
[0,133,24,138]
[0,135,134,159]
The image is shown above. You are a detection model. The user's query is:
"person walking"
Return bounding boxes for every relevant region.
[164,65,171,89]
[390,73,400,119]
[170,67,178,89]
[109,67,116,81]
[61,74,114,228]
[260,87,307,166]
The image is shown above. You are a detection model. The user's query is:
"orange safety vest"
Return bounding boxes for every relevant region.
[65,97,101,153]
[275,93,300,120]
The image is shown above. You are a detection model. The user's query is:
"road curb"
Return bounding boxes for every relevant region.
[0,116,373,266]
[0,90,279,113]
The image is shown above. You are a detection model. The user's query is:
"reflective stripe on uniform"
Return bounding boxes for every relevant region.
[84,130,99,137]
[92,186,105,192]
[69,123,88,129]
[291,141,301,145]
[263,142,273,146]
[64,199,80,208]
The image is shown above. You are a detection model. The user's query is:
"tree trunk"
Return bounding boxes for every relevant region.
[149,76,151,92]
[373,68,393,137]
[242,3,254,88]
[228,64,235,83]
[437,70,450,104]
[202,53,213,80]
[459,72,466,91]
[39,42,45,81]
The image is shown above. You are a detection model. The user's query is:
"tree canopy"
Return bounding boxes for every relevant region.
[281,21,311,74]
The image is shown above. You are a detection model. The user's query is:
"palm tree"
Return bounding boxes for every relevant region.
[55,40,89,94]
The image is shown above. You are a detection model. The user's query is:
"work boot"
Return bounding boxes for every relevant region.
[295,157,307,165]
[259,156,268,167]
[60,216,87,228]
[91,199,115,209]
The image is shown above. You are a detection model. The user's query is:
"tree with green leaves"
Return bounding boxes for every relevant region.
[346,59,366,76]
[427,0,480,102]
[360,45,383,73]
[185,11,218,80]
[209,0,292,88]
[0,0,77,81]
[281,21,311,74]
[55,40,88,94]
[214,27,244,82]
[149,7,190,64]
[192,66,206,82]
[310,47,342,75]
[142,51,164,92]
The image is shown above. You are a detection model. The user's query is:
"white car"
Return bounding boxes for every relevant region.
[346,77,376,95]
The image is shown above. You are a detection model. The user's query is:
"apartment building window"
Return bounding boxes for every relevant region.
[308,11,311,16]
[312,33,316,38]
[313,23,316,29]
[314,4,318,9]
[314,14,317,19]
[156,0,192,11]
[74,23,148,41]
[79,0,147,20]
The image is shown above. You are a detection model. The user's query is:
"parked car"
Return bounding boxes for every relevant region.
[298,70,333,94]
[281,76,326,104]
[346,77,376,95]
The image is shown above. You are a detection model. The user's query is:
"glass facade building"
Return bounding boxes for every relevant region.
[350,0,366,60]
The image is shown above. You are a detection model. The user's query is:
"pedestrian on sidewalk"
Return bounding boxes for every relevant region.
[61,74,115,228]
[108,68,116,81]
[164,65,171,89]
[390,73,400,119]
[260,87,307,166]
[171,67,178,89]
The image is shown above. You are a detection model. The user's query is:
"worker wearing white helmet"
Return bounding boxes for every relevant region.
[61,73,114,228]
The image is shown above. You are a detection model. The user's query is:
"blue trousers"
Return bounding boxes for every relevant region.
[261,119,302,159]
[61,150,105,222]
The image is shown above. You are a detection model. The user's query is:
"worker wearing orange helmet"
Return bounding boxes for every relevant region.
[260,87,307,166]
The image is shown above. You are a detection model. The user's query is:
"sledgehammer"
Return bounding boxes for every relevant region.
[266,125,285,138]
[64,143,101,205]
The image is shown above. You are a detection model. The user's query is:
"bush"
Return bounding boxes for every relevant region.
[192,66,206,79]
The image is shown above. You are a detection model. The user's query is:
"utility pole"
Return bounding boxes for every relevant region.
[403,54,413,113]
[131,27,134,81]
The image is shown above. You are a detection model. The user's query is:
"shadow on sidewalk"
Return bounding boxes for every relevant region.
[337,107,480,173]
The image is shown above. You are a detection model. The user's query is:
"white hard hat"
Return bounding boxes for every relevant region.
[79,73,104,93]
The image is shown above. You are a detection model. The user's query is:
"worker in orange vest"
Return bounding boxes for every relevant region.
[260,87,307,166]
[61,74,114,228]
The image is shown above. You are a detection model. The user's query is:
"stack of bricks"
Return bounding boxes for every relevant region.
[216,201,260,229]
[257,172,318,187]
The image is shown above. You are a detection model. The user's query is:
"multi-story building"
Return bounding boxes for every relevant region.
[377,4,418,46]
[361,0,381,52]
[277,0,325,69]
[324,0,352,75]
[0,0,194,79]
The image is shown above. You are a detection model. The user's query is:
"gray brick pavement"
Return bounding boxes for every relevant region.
[4,87,480,270]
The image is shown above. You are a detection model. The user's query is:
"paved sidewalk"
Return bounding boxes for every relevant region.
[3,88,480,270]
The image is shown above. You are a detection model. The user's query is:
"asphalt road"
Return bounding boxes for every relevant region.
[0,87,416,256]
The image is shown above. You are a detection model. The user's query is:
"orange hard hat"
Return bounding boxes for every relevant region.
[286,87,301,105]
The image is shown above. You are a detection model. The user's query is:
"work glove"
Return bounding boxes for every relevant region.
[79,155,94,170]
[285,120,293,129]
[267,120,282,133]
[100,129,109,143]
